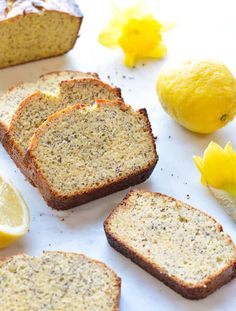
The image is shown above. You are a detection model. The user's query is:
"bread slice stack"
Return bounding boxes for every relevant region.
[2,78,122,183]
[0,251,120,310]
[104,190,236,299]
[0,70,99,140]
[1,71,158,209]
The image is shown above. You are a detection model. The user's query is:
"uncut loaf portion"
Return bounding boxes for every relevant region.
[0,0,83,68]
[104,190,236,300]
[0,70,99,140]
[3,78,122,183]
[25,100,158,209]
[0,251,121,311]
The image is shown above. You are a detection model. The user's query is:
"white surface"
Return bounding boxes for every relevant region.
[0,0,236,310]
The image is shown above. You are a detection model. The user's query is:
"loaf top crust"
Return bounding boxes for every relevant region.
[0,0,82,20]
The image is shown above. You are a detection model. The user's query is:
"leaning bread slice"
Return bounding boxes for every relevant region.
[37,70,100,94]
[0,70,98,140]
[104,190,236,300]
[0,82,36,140]
[3,79,122,182]
[25,100,157,209]
[0,251,120,310]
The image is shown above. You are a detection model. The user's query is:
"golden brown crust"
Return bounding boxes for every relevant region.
[104,190,236,300]
[95,99,130,111]
[0,120,8,141]
[28,158,156,210]
[24,102,158,209]
[2,128,35,185]
[59,78,123,101]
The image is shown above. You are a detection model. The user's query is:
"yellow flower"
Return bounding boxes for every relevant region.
[98,0,168,67]
[193,142,236,222]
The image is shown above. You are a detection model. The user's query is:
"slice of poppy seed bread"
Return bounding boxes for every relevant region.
[0,70,98,140]
[0,251,121,310]
[24,100,157,209]
[104,190,236,300]
[2,79,122,183]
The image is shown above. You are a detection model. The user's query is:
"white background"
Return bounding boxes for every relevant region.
[0,0,236,310]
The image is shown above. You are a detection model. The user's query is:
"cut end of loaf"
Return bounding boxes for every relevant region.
[0,1,83,68]
[104,190,236,299]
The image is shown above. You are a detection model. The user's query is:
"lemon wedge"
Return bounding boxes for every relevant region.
[0,175,30,248]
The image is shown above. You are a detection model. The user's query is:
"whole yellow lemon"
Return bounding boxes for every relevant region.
[156,60,236,134]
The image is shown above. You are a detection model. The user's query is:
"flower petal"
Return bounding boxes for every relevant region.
[194,141,235,192]
[123,52,136,67]
[204,142,235,190]
[99,0,170,67]
[193,155,207,185]
[146,43,167,58]
[194,141,236,222]
[98,23,121,48]
[224,142,236,189]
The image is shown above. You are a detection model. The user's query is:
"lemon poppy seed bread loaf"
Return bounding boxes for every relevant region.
[2,78,122,183]
[0,0,83,68]
[0,70,99,140]
[25,100,158,209]
[0,251,121,310]
[104,190,236,299]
